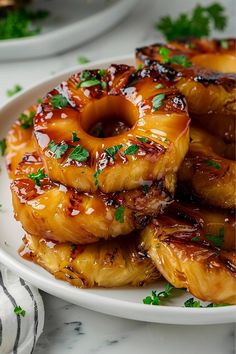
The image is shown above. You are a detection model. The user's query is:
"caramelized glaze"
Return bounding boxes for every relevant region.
[136,39,236,143]
[33,64,190,193]
[141,200,236,304]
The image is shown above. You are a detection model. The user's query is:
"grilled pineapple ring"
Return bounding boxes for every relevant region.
[34,64,190,193]
[178,126,236,209]
[136,39,236,144]
[19,232,160,288]
[141,202,236,304]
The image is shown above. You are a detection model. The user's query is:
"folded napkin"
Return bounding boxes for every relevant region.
[0,264,44,354]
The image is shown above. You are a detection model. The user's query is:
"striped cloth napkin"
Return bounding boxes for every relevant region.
[0,264,44,354]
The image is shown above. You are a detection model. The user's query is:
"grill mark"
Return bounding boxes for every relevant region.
[0,270,21,354]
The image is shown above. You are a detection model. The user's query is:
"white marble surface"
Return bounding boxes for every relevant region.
[0,0,236,353]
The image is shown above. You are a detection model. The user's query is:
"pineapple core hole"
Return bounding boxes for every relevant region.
[80,96,139,138]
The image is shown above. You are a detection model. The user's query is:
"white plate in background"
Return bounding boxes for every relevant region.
[0,56,235,325]
[0,0,139,60]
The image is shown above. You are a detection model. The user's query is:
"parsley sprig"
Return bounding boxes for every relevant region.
[143,283,175,305]
[105,144,122,159]
[156,3,227,41]
[152,93,165,111]
[14,306,26,317]
[48,141,69,159]
[19,111,35,129]
[77,70,107,89]
[184,298,228,308]
[28,168,47,186]
[191,227,224,248]
[51,94,68,109]
[159,47,192,67]
[78,56,90,64]
[0,138,6,156]
[115,206,125,223]
[68,145,89,162]
[6,84,22,97]
[204,159,221,170]
[124,144,139,155]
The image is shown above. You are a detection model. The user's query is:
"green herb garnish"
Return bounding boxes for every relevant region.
[19,111,35,129]
[143,283,175,305]
[28,168,47,186]
[105,144,122,158]
[6,84,22,97]
[143,184,150,194]
[14,306,26,317]
[159,47,192,67]
[51,94,68,109]
[156,3,227,41]
[220,39,229,49]
[68,145,89,162]
[137,136,148,143]
[72,132,80,142]
[98,69,107,76]
[155,83,164,89]
[37,98,43,104]
[124,144,139,155]
[78,56,90,64]
[48,141,69,159]
[152,93,165,111]
[115,206,125,223]
[94,169,102,188]
[184,297,228,308]
[79,78,101,88]
[204,159,221,169]
[205,227,224,248]
[0,138,6,156]
[0,8,49,40]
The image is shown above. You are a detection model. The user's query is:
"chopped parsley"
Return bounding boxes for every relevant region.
[104,144,122,158]
[159,47,192,67]
[19,111,35,129]
[143,184,150,194]
[77,70,107,89]
[0,8,49,40]
[98,69,107,76]
[48,141,69,159]
[14,306,26,317]
[143,283,175,305]
[136,63,143,72]
[152,93,165,111]
[51,94,68,109]
[79,78,101,88]
[115,206,125,223]
[72,132,80,142]
[37,98,43,104]
[6,84,22,97]
[94,169,102,188]
[156,3,227,41]
[68,145,89,162]
[184,298,228,308]
[205,227,224,248]
[220,39,229,49]
[28,168,47,186]
[78,56,90,64]
[0,138,7,156]
[204,159,221,170]
[124,144,139,155]
[155,83,164,89]
[137,136,148,143]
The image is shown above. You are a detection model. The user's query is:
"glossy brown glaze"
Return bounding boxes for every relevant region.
[11,151,176,243]
[178,126,236,209]
[136,39,236,143]
[141,200,236,304]
[33,64,190,193]
[19,232,160,288]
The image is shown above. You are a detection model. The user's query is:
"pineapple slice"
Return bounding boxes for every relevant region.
[19,232,160,288]
[141,202,236,304]
[33,64,190,193]
[136,38,236,144]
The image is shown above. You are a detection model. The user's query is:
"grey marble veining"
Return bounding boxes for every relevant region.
[34,293,235,354]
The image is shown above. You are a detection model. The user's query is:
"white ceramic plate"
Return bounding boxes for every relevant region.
[0,56,235,325]
[0,0,138,60]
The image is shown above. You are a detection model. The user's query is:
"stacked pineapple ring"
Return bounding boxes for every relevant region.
[136,38,236,303]
[6,40,236,303]
[7,63,189,288]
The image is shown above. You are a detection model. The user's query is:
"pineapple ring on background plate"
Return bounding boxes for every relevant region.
[19,232,160,288]
[178,126,236,209]
[136,38,236,144]
[33,64,190,193]
[140,200,236,305]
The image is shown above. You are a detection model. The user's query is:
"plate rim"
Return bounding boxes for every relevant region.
[0,55,235,325]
